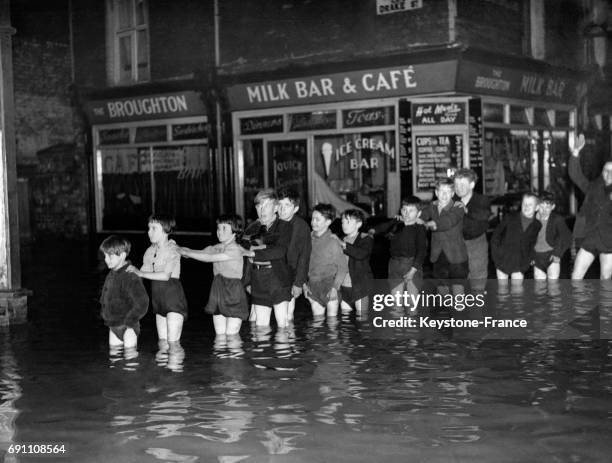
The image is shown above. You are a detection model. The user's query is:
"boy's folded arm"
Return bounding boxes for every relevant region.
[343,236,373,260]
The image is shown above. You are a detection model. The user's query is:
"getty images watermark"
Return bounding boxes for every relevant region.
[366,279,611,340]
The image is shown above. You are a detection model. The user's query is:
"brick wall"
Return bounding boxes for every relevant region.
[219,0,450,74]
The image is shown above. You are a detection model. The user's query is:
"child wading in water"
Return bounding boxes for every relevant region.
[99,235,149,350]
[179,215,250,336]
[128,214,188,356]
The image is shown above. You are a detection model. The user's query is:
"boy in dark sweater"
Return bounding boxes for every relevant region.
[277,188,311,322]
[491,192,541,280]
[100,235,149,349]
[533,191,571,280]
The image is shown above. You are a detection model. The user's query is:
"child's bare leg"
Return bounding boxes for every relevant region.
[600,253,612,279]
[249,304,257,322]
[496,269,509,280]
[572,249,595,279]
[547,262,560,279]
[253,304,272,326]
[510,272,524,280]
[274,301,289,328]
[308,298,326,317]
[109,329,123,347]
[123,328,137,349]
[166,312,184,354]
[327,299,339,317]
[355,296,368,312]
[226,317,242,335]
[213,314,227,335]
[340,300,352,312]
[154,315,169,354]
[287,297,296,321]
[534,266,547,280]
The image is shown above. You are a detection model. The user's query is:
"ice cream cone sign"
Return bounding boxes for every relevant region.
[569,133,586,157]
[321,142,333,178]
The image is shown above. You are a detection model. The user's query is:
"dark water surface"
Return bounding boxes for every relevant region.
[1,241,612,462]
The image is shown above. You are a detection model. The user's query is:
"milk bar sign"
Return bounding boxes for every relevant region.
[377,0,423,15]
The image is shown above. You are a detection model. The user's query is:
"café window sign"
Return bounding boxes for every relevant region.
[99,128,130,145]
[342,106,394,128]
[240,115,284,135]
[412,102,466,125]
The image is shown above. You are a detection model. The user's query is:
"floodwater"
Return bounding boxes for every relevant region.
[1,240,612,462]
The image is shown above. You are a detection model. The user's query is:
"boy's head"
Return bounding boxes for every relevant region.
[216,214,242,244]
[602,161,612,186]
[537,191,556,218]
[148,214,176,234]
[100,235,130,270]
[254,189,278,225]
[521,192,539,219]
[435,178,454,206]
[400,196,421,224]
[311,203,334,236]
[453,168,477,199]
[341,209,365,236]
[277,188,301,221]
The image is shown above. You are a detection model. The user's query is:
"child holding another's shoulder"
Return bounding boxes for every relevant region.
[179,215,250,335]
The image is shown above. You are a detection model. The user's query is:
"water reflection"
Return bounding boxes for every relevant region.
[0,333,21,463]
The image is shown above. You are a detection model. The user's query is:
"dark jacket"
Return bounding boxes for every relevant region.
[374,220,427,271]
[542,212,572,259]
[248,217,293,287]
[343,233,373,300]
[491,213,541,273]
[420,201,468,264]
[458,193,491,240]
[568,155,612,247]
[100,262,149,327]
[286,215,311,287]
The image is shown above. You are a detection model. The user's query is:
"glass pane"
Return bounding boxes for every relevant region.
[483,128,531,196]
[534,108,552,127]
[99,147,152,230]
[137,30,149,82]
[116,0,133,29]
[314,132,392,217]
[118,35,132,82]
[483,103,504,123]
[241,140,264,220]
[150,145,213,231]
[510,105,529,125]
[135,0,146,25]
[267,140,309,216]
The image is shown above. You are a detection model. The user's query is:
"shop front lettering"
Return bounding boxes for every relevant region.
[344,109,385,126]
[335,138,395,161]
[275,160,302,172]
[350,157,379,169]
[362,68,416,91]
[520,75,566,98]
[107,95,188,118]
[247,83,290,103]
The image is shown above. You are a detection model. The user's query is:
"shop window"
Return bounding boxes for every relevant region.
[314,132,393,216]
[97,143,212,231]
[534,108,552,127]
[483,128,532,196]
[556,110,570,128]
[289,111,336,131]
[108,0,150,85]
[483,103,504,123]
[510,106,530,125]
[241,139,264,220]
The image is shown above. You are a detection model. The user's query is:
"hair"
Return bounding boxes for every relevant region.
[435,177,454,189]
[216,214,243,237]
[401,196,421,209]
[277,187,300,207]
[454,168,478,183]
[538,191,556,205]
[254,188,278,205]
[148,213,176,234]
[341,208,365,223]
[313,203,335,221]
[522,191,539,203]
[99,234,131,256]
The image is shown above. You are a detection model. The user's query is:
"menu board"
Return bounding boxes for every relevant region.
[398,100,413,197]
[412,102,466,125]
[468,98,484,193]
[415,134,463,192]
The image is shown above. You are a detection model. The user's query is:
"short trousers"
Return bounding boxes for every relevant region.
[308,276,338,307]
[580,232,612,255]
[465,234,489,280]
[151,278,188,320]
[109,322,141,340]
[250,266,291,307]
[388,256,415,280]
[534,250,555,272]
[205,274,249,320]
[432,252,469,280]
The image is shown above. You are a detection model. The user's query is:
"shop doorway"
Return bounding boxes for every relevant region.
[267,139,309,215]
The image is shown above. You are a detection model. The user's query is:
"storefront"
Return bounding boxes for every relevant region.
[227,50,579,219]
[86,91,213,233]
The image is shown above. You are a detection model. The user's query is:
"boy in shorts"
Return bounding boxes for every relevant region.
[533,191,571,280]
[99,235,149,349]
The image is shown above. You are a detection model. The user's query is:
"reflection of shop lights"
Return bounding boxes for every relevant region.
[509,130,530,137]
[446,168,456,177]
[551,131,567,139]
